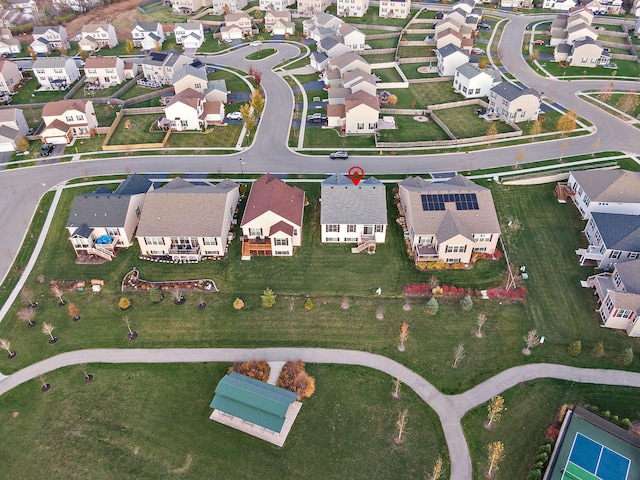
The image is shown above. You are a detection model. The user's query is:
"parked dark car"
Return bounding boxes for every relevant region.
[39,144,54,156]
[329,151,349,159]
[478,23,491,30]
[476,108,487,116]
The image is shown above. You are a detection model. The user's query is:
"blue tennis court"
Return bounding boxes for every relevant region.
[562,433,631,480]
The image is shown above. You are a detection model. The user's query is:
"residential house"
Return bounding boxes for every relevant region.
[487,82,540,123]
[342,68,377,96]
[344,90,379,134]
[220,12,253,40]
[124,60,140,79]
[584,0,622,14]
[52,0,101,12]
[240,174,305,258]
[174,22,204,49]
[264,11,294,34]
[83,56,125,88]
[329,52,371,74]
[379,0,411,18]
[434,16,464,37]
[577,212,640,268]
[164,88,224,130]
[310,51,330,71]
[0,108,28,151]
[208,372,302,447]
[66,174,153,261]
[297,0,331,15]
[566,169,640,220]
[172,62,208,94]
[436,28,464,50]
[550,15,569,46]
[136,177,240,261]
[140,50,192,85]
[453,63,500,98]
[586,260,640,336]
[41,99,97,144]
[259,0,294,11]
[542,0,576,9]
[336,0,370,17]
[636,16,640,38]
[0,58,21,93]
[171,0,207,14]
[30,25,69,54]
[131,22,165,50]
[205,79,228,103]
[321,174,387,250]
[79,23,118,51]
[338,23,366,50]
[0,28,21,54]
[318,36,350,58]
[456,0,477,13]
[9,0,37,13]
[32,57,80,91]
[211,0,247,14]
[398,175,502,264]
[562,37,609,66]
[437,44,470,77]
[302,12,343,39]
[500,0,533,7]
[566,22,597,44]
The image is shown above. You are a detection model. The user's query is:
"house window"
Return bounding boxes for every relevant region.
[616,309,634,319]
[605,296,614,312]
[445,245,467,253]
[473,247,487,252]
[66,116,73,122]
[629,252,639,259]
[136,206,141,217]
[584,195,591,207]
[375,225,384,233]
[76,115,84,121]
[347,225,356,233]
[357,123,364,130]
[326,224,339,233]
[613,272,622,287]
[368,123,377,129]
[274,251,289,255]
[106,228,119,236]
[609,250,621,259]
[203,237,218,245]
[418,235,433,244]
[462,86,467,93]
[475,88,481,94]
[145,237,165,245]
[248,227,262,237]
[473,234,493,242]
[446,258,461,263]
[274,238,288,246]
[345,237,358,242]
[325,237,339,242]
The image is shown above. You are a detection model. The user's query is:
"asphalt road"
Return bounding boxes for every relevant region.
[0,14,638,283]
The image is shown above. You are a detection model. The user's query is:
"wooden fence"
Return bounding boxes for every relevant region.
[366,33,401,40]
[408,76,452,84]
[101,109,171,151]
[398,56,437,63]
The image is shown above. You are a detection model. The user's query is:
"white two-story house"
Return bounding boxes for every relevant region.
[30,25,69,54]
[32,57,80,91]
[131,22,165,50]
[84,56,125,88]
[488,82,540,123]
[79,23,118,51]
[174,23,204,50]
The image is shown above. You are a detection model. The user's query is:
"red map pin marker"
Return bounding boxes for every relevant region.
[348,166,364,186]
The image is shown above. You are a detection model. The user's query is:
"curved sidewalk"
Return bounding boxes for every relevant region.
[4,348,640,479]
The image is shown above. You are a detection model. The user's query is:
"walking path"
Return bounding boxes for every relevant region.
[2,347,640,479]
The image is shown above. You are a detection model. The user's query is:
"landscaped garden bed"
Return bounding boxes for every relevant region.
[121,269,218,292]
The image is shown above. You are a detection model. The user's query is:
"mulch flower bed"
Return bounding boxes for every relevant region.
[121,269,218,293]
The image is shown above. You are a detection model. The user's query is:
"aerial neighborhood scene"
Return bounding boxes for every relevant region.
[2,0,640,476]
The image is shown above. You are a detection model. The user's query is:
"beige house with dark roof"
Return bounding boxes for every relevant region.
[398,175,502,264]
[79,23,118,51]
[0,58,21,94]
[84,57,125,88]
[136,177,239,261]
[240,174,305,258]
[221,12,253,40]
[344,90,379,134]
[40,99,97,145]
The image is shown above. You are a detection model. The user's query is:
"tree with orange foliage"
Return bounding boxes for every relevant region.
[398,322,409,352]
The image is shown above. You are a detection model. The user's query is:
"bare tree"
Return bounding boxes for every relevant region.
[39,375,51,392]
[0,338,16,358]
[20,287,37,307]
[124,315,138,340]
[559,139,569,162]
[17,307,36,327]
[427,456,444,480]
[172,288,185,304]
[616,91,639,115]
[557,109,577,136]
[476,313,487,338]
[42,322,57,343]
[597,81,613,102]
[78,363,93,382]
[398,322,409,352]
[523,329,541,355]
[392,377,402,399]
[394,409,409,445]
[52,285,66,306]
[528,119,542,140]
[514,148,525,169]
[452,343,466,368]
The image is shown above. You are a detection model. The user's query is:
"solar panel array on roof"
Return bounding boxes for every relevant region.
[421,193,479,211]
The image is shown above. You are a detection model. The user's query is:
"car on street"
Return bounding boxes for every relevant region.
[532,40,545,45]
[226,111,242,120]
[39,144,54,156]
[329,151,349,159]
[250,40,262,46]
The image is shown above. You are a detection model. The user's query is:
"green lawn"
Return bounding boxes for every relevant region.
[365,37,399,49]
[245,48,278,60]
[397,46,431,59]
[119,84,165,101]
[105,114,165,146]
[415,9,438,19]
[326,4,409,27]
[166,125,243,148]
[11,78,71,105]
[543,59,640,78]
[463,380,640,479]
[410,81,465,107]
[359,53,396,63]
[303,127,376,149]
[0,363,448,480]
[199,35,231,54]
[373,67,404,83]
[208,70,251,94]
[94,103,119,127]
[435,106,515,138]
[376,114,449,142]
[71,83,122,100]
[399,63,439,80]
[598,34,628,43]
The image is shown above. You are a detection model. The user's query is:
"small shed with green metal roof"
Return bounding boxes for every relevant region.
[209,372,302,447]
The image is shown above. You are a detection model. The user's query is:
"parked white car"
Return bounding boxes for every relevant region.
[226,111,243,120]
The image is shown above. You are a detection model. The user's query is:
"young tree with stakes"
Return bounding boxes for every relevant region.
[487,441,505,477]
[20,287,37,308]
[124,315,138,340]
[68,303,80,322]
[486,396,506,428]
[52,285,66,306]
[394,409,409,445]
[78,363,93,382]
[0,338,16,358]
[476,313,487,338]
[398,322,409,352]
[523,329,541,355]
[17,307,36,327]
[392,377,402,399]
[39,375,51,392]
[261,287,277,307]
[452,343,466,368]
[42,322,57,343]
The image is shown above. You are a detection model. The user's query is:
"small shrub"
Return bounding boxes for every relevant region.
[460,294,473,311]
[621,418,632,429]
[233,297,245,310]
[527,469,542,480]
[567,340,582,357]
[617,347,634,366]
[534,452,548,465]
[261,287,277,307]
[539,444,552,455]
[602,410,611,419]
[425,297,439,315]
[149,286,163,303]
[305,297,313,310]
[119,297,131,310]
[231,360,270,382]
[591,341,605,358]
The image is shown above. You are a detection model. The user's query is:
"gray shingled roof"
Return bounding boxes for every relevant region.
[66,194,132,229]
[591,213,640,252]
[571,169,640,203]
[115,173,152,195]
[615,259,640,294]
[438,43,466,59]
[455,62,483,79]
[321,174,387,225]
[490,82,539,101]
[173,63,207,84]
[557,43,572,54]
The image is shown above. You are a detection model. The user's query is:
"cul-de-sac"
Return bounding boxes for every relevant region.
[1,0,640,477]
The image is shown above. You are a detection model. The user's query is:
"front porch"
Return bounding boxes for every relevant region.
[241,237,272,259]
[414,244,439,263]
[576,245,603,266]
